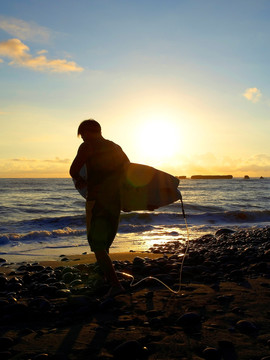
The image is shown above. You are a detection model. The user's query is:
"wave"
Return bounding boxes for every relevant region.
[0,209,268,246]
[0,227,86,245]
[186,209,270,224]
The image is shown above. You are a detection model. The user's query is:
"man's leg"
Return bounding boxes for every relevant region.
[94,249,124,297]
[87,199,124,297]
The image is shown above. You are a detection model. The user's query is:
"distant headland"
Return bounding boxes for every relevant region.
[190,175,233,179]
[176,175,266,180]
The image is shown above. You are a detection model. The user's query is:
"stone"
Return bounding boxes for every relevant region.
[215,229,235,237]
[113,340,147,359]
[0,337,14,349]
[176,312,201,328]
[202,347,221,360]
[236,320,257,334]
[218,340,237,360]
[0,351,12,359]
[32,354,49,359]
[55,289,71,298]
[0,275,8,290]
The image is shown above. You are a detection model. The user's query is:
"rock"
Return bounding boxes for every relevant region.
[31,265,45,272]
[5,302,28,315]
[133,256,145,265]
[236,320,257,334]
[0,337,14,349]
[32,354,49,359]
[68,295,92,307]
[146,310,163,318]
[149,317,164,328]
[28,297,51,312]
[55,289,71,298]
[215,229,235,237]
[69,279,83,287]
[0,275,8,290]
[113,340,147,359]
[62,272,76,284]
[176,312,201,328]
[218,340,237,360]
[0,351,12,359]
[216,294,234,304]
[229,269,244,280]
[263,250,270,261]
[202,347,221,360]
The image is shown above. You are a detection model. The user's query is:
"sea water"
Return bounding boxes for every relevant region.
[0,177,269,262]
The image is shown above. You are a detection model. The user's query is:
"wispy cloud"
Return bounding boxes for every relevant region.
[11,157,70,164]
[243,87,262,103]
[0,38,84,73]
[0,16,50,43]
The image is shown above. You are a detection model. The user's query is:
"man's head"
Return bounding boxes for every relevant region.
[77,119,102,139]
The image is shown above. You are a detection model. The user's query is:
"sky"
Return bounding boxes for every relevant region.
[0,0,269,178]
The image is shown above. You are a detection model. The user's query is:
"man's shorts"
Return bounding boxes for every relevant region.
[86,199,120,252]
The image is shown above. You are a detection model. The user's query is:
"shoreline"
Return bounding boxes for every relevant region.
[0,251,162,274]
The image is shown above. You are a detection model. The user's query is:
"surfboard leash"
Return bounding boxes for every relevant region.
[117,191,190,295]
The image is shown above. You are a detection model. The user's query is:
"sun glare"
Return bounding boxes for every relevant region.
[137,117,180,164]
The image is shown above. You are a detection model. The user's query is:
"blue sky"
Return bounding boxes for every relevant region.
[0,0,269,177]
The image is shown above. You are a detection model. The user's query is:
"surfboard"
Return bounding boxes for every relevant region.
[73,163,181,212]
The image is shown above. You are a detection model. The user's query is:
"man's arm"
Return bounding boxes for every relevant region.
[70,143,90,188]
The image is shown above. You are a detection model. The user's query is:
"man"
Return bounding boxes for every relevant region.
[70,119,130,298]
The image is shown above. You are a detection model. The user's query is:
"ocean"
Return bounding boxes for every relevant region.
[0,177,269,262]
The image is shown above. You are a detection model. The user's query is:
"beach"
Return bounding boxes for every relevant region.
[1,226,270,360]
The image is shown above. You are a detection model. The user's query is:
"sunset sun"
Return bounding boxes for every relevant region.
[137,117,180,164]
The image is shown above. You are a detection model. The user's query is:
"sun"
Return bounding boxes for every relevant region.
[137,117,180,164]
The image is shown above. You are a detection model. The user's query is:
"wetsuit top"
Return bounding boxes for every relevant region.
[84,138,130,200]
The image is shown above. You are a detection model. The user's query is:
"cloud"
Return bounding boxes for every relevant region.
[11,157,70,164]
[0,38,84,73]
[37,49,48,55]
[172,153,270,177]
[0,16,50,43]
[243,87,262,103]
[0,157,71,178]
[236,154,270,173]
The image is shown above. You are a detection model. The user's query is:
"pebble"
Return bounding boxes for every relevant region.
[32,354,49,359]
[0,227,269,359]
[202,347,221,360]
[0,337,14,349]
[176,312,201,328]
[236,320,258,334]
[0,351,12,359]
[218,340,237,359]
[113,340,147,359]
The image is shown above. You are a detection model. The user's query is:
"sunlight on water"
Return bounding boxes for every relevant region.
[0,178,269,261]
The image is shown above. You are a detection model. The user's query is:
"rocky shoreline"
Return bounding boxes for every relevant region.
[0,226,270,359]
